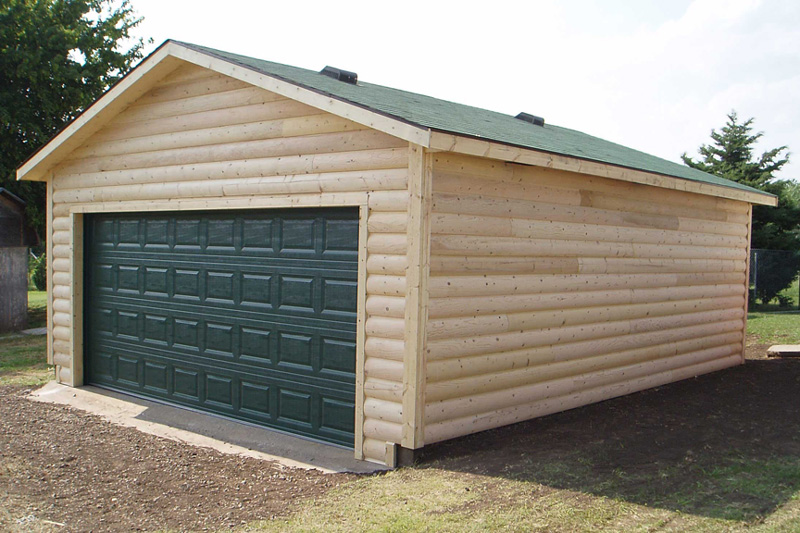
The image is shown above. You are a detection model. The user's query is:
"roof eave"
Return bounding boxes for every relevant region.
[429,131,777,207]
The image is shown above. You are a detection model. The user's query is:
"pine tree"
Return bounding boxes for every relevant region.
[682,111,799,251]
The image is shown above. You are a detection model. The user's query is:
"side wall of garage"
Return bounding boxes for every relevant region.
[423,152,751,444]
[47,62,411,463]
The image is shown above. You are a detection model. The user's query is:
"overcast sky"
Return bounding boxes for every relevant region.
[128,0,800,180]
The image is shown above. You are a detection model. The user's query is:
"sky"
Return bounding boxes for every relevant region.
[127,0,800,180]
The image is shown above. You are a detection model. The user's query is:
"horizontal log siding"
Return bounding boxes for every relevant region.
[48,64,409,463]
[424,153,749,444]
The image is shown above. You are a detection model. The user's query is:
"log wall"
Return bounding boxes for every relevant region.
[424,153,750,443]
[47,63,410,464]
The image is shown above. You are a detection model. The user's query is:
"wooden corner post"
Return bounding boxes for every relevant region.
[741,203,753,364]
[402,144,432,449]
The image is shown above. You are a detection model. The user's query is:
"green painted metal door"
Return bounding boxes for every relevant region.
[84,208,359,446]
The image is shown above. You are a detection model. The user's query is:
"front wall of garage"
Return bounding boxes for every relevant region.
[48,62,410,463]
[424,153,751,443]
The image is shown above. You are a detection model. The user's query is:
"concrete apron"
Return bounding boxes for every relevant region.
[29,381,384,474]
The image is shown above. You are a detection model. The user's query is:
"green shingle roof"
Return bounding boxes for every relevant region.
[175,41,768,198]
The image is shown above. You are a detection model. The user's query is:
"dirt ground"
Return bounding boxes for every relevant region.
[1,339,799,531]
[0,386,355,532]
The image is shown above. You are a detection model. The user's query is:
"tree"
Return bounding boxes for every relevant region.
[0,0,148,240]
[682,111,800,251]
[683,112,800,306]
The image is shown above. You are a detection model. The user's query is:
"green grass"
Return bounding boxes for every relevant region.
[0,290,51,386]
[747,311,800,344]
[27,290,47,329]
[240,466,800,533]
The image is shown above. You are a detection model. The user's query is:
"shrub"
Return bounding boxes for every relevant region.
[30,252,46,291]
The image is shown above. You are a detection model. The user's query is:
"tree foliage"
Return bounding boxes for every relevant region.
[682,111,800,251]
[0,0,147,239]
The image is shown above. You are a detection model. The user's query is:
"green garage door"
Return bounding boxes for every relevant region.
[85,208,359,446]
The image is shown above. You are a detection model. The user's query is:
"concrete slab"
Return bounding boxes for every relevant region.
[767,345,800,357]
[29,381,385,474]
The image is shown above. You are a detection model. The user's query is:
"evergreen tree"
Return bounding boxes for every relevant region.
[0,0,148,239]
[682,111,799,251]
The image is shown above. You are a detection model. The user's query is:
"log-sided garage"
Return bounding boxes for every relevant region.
[18,40,775,466]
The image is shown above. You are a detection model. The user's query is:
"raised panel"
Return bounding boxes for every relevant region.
[95,264,114,289]
[117,356,140,386]
[324,218,358,252]
[206,271,235,302]
[174,319,200,350]
[117,311,140,339]
[205,322,234,357]
[321,338,356,375]
[278,389,312,426]
[118,220,140,245]
[240,381,270,415]
[281,218,316,251]
[174,269,200,298]
[117,265,140,292]
[322,279,357,314]
[206,374,233,407]
[95,308,114,334]
[278,333,313,369]
[242,219,272,250]
[280,276,314,310]
[144,219,169,247]
[240,327,271,363]
[175,219,201,248]
[241,274,272,306]
[95,219,116,245]
[144,267,168,295]
[174,367,199,399]
[207,219,235,248]
[144,361,168,392]
[144,314,168,344]
[321,397,356,434]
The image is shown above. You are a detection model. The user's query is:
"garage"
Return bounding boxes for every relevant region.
[17,40,776,466]
[84,208,359,446]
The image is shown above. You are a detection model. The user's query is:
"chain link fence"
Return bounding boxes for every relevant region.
[749,249,800,310]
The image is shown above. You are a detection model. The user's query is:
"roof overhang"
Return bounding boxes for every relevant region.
[16,40,776,208]
[429,131,778,207]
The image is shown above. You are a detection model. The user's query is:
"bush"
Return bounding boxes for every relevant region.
[30,252,46,291]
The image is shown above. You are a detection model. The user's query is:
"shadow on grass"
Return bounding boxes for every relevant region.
[420,357,800,522]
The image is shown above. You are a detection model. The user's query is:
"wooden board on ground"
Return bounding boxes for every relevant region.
[767,345,800,357]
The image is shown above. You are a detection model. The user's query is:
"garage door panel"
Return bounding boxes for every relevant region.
[91,308,357,381]
[90,260,356,322]
[86,208,358,446]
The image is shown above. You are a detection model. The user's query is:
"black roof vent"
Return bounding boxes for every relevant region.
[320,66,358,85]
[515,112,545,127]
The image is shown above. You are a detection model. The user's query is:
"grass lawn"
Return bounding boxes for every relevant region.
[747,311,800,344]
[0,291,51,387]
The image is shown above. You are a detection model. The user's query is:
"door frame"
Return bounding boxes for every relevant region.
[69,196,370,458]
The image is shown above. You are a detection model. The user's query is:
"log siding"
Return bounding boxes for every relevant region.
[424,153,749,443]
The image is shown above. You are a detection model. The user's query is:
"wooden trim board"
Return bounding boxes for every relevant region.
[402,144,432,448]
